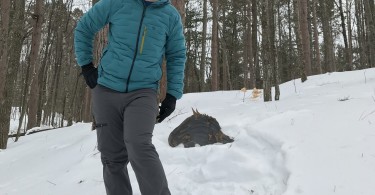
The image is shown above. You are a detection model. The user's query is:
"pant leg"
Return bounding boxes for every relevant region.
[92,85,132,195]
[123,89,171,195]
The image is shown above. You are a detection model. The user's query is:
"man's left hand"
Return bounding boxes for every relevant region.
[157,93,176,123]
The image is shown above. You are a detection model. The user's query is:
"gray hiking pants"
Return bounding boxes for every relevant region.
[92,85,170,195]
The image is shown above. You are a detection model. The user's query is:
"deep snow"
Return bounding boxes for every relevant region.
[1,68,375,195]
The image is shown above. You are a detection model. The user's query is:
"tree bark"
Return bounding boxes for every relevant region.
[320,0,335,72]
[8,0,27,142]
[51,3,65,126]
[293,0,303,81]
[220,8,228,90]
[338,0,351,71]
[241,2,253,89]
[243,5,249,89]
[299,0,311,80]
[37,1,56,127]
[0,0,11,149]
[261,0,274,102]
[287,0,295,82]
[219,25,232,90]
[364,0,375,67]
[199,0,207,91]
[0,0,11,100]
[252,0,261,89]
[26,0,44,130]
[312,0,322,74]
[355,0,368,68]
[347,0,353,70]
[210,0,219,91]
[273,1,280,101]
[247,1,254,89]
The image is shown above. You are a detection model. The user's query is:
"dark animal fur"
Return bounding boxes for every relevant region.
[168,109,234,148]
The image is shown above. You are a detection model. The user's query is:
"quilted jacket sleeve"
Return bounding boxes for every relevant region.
[165,14,187,100]
[74,0,120,66]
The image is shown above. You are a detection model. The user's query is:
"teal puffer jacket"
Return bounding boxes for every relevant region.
[74,0,186,99]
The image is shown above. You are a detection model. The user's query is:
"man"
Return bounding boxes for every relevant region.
[74,0,186,194]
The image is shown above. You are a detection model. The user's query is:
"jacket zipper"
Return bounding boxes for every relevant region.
[140,26,147,55]
[125,5,147,93]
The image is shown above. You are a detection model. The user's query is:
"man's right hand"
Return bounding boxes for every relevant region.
[81,62,98,89]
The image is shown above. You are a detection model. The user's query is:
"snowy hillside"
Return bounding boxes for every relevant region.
[1,68,375,195]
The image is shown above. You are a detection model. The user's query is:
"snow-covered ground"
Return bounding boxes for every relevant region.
[1,68,375,195]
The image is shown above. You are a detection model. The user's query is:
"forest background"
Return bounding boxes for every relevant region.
[1,0,374,149]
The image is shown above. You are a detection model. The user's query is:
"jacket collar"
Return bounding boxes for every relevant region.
[141,0,170,7]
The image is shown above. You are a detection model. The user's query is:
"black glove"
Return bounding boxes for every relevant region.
[81,62,98,89]
[157,93,176,123]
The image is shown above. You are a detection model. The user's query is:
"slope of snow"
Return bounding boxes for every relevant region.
[1,68,375,195]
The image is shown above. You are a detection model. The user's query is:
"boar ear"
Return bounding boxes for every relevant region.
[196,109,200,115]
[192,108,196,115]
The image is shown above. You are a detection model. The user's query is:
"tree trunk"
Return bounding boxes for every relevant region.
[50,37,64,126]
[273,1,280,101]
[243,5,249,89]
[26,0,44,130]
[261,0,273,102]
[244,1,255,89]
[0,0,11,149]
[347,0,353,70]
[299,0,311,80]
[252,0,261,89]
[211,0,219,91]
[0,0,11,100]
[320,0,335,72]
[276,1,284,82]
[183,12,200,93]
[247,1,255,89]
[293,0,304,81]
[16,60,32,140]
[355,0,368,68]
[287,0,295,82]
[64,1,78,126]
[338,0,351,71]
[50,1,66,126]
[8,0,27,142]
[37,1,55,127]
[364,0,375,67]
[312,0,322,74]
[221,8,228,90]
[219,25,232,90]
[68,74,81,126]
[199,0,207,91]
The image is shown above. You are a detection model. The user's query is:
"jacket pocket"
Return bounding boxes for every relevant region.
[140,26,147,55]
[142,24,166,52]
